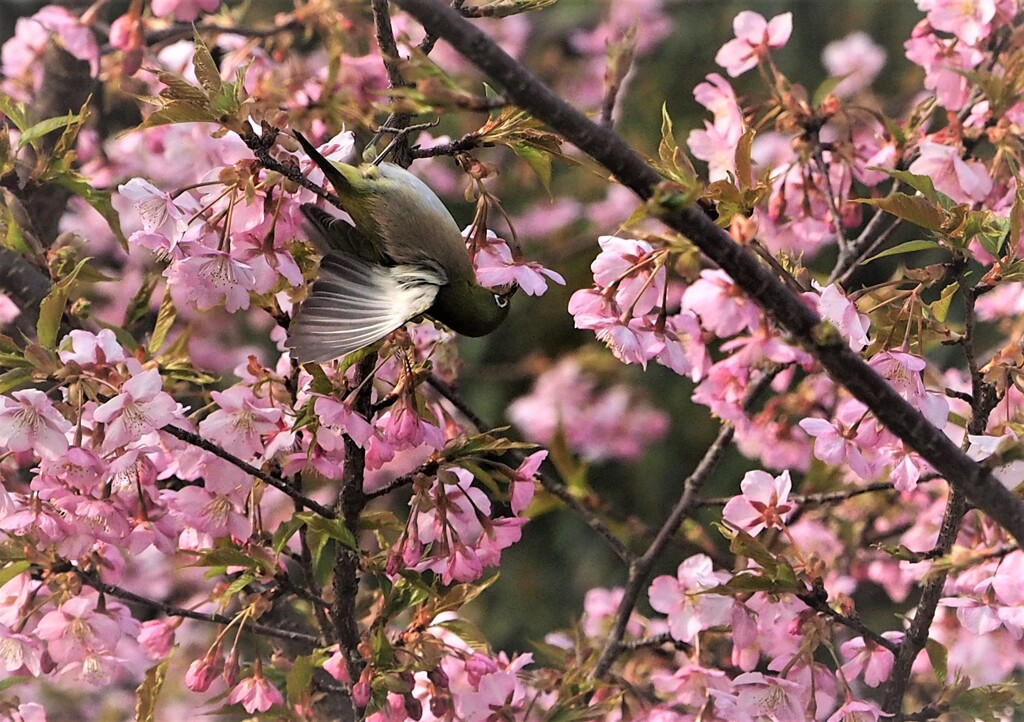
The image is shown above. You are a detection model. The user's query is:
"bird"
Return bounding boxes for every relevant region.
[287,131,515,364]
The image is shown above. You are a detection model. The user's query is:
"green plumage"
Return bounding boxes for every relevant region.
[287,132,513,363]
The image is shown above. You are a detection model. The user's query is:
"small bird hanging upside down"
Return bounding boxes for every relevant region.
[286,131,515,364]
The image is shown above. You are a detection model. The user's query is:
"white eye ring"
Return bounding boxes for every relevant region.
[494,293,509,309]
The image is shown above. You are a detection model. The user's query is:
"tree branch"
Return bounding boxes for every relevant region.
[81,573,320,646]
[161,424,336,519]
[391,0,1024,547]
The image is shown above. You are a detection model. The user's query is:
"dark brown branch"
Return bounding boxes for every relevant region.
[535,472,634,564]
[392,0,1024,547]
[590,368,778,678]
[882,276,1000,714]
[797,583,900,654]
[331,354,377,695]
[161,425,335,519]
[81,573,320,646]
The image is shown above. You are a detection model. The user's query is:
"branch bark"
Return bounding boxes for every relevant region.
[391,0,1024,547]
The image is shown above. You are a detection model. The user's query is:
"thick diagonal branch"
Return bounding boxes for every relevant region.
[391,0,1024,546]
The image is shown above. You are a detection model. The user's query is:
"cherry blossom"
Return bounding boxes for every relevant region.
[93,370,181,452]
[0,390,71,459]
[840,632,903,687]
[227,664,284,714]
[199,386,283,460]
[822,32,887,97]
[907,141,993,204]
[722,469,795,535]
[649,555,733,643]
[715,11,793,77]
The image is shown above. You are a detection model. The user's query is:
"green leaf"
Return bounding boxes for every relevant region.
[0,93,30,132]
[135,656,171,722]
[51,173,129,251]
[510,141,552,192]
[928,281,959,323]
[191,30,223,99]
[951,683,1024,720]
[37,257,91,349]
[149,287,176,353]
[272,515,307,555]
[0,367,33,394]
[926,639,948,684]
[188,547,273,576]
[734,128,755,191]
[0,561,31,589]
[435,618,490,651]
[17,111,81,149]
[657,103,699,187]
[223,572,256,597]
[710,571,799,594]
[296,512,357,550]
[863,239,943,264]
[868,167,941,202]
[857,192,945,232]
[286,653,318,707]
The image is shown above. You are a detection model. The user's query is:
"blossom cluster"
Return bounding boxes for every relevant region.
[3,0,1024,720]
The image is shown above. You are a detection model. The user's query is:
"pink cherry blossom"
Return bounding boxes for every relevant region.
[150,0,222,22]
[919,0,996,45]
[904,22,986,110]
[470,234,565,295]
[826,700,891,722]
[0,626,44,676]
[799,401,881,481]
[507,357,669,462]
[93,369,180,452]
[199,386,283,460]
[840,632,903,687]
[715,11,793,77]
[907,141,993,204]
[0,390,71,459]
[682,269,761,337]
[722,469,795,535]
[649,554,733,643]
[227,666,284,714]
[815,283,870,352]
[138,619,177,660]
[185,651,223,692]
[58,329,132,368]
[711,672,806,722]
[165,248,256,312]
[314,395,375,450]
[822,32,887,97]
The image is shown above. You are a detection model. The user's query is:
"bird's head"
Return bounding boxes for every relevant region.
[429,280,517,338]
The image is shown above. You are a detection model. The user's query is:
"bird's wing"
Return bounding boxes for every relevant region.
[287,254,446,363]
[301,204,389,265]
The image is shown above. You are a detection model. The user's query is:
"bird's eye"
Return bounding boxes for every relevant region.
[494,293,509,309]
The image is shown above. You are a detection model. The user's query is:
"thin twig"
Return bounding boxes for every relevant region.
[427,374,489,430]
[796,584,900,654]
[591,369,779,678]
[81,573,321,646]
[882,279,999,714]
[699,480,896,508]
[161,424,335,519]
[535,474,635,564]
